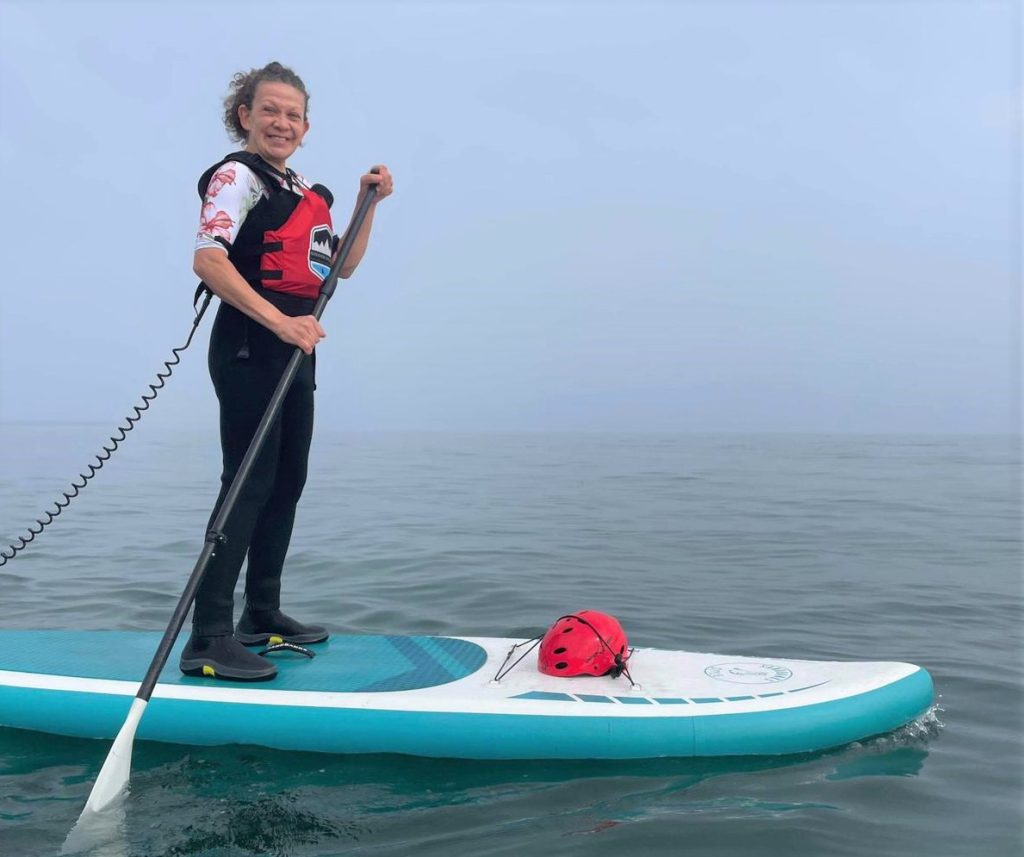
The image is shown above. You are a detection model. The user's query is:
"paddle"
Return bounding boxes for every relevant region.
[75,171,381,819]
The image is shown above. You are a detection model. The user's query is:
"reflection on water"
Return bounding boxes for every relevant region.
[2,713,940,857]
[61,796,128,857]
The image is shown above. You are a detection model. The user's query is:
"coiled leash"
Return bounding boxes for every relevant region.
[0,286,214,567]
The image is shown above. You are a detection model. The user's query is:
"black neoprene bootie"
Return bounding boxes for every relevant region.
[179,633,278,681]
[235,605,329,646]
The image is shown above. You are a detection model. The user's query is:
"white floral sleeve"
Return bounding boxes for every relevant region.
[195,162,269,253]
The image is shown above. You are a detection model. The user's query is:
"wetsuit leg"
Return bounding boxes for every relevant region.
[192,305,285,637]
[244,355,315,612]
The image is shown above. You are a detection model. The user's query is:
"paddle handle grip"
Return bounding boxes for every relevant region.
[319,167,380,303]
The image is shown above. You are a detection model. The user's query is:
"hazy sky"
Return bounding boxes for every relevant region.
[0,1,1018,433]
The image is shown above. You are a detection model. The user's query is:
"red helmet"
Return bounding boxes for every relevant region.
[538,611,630,677]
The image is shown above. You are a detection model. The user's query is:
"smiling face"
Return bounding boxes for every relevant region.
[238,81,309,171]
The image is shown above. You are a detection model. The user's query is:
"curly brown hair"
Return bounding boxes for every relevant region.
[223,61,309,143]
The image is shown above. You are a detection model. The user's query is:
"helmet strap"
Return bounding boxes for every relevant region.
[559,613,636,686]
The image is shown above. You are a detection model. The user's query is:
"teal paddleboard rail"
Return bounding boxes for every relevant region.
[0,669,932,759]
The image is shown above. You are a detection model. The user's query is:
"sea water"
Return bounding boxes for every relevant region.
[0,427,1019,856]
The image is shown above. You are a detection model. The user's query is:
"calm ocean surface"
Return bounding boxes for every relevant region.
[0,426,1019,856]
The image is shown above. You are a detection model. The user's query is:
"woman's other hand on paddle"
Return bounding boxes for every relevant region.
[272,314,325,355]
[360,165,393,202]
[334,166,392,279]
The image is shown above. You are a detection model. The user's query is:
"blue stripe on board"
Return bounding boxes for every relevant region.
[514,691,575,701]
[416,636,486,677]
[355,636,458,692]
[786,682,830,694]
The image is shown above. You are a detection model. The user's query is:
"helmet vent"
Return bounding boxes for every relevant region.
[554,647,567,654]
[555,662,568,670]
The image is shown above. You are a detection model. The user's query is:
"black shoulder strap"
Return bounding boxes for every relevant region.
[196,151,287,199]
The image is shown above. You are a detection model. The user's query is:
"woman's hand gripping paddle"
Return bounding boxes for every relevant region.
[66,172,381,843]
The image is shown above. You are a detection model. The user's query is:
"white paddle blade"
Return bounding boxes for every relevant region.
[61,795,128,856]
[83,697,147,813]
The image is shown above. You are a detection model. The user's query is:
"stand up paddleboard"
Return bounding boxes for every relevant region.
[0,631,932,759]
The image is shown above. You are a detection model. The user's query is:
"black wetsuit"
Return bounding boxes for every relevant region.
[190,151,332,638]
[192,290,316,636]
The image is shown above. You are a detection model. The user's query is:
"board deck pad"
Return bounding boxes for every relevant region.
[0,631,488,692]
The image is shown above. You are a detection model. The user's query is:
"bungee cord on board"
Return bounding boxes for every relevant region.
[0,288,214,568]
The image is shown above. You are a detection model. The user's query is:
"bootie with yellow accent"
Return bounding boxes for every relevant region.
[234,605,329,646]
[179,633,277,681]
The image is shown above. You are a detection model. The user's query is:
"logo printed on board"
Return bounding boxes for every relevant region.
[704,662,794,684]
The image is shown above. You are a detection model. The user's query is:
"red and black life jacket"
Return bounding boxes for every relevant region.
[197,151,335,300]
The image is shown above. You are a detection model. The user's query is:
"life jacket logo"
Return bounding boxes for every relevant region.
[309,225,334,280]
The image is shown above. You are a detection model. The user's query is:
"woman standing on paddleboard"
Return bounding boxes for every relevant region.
[181,61,392,680]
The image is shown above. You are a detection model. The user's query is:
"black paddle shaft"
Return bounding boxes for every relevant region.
[135,176,380,701]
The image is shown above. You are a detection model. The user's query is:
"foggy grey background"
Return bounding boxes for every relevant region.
[0,1,1018,434]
